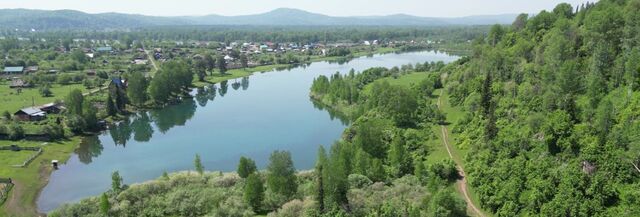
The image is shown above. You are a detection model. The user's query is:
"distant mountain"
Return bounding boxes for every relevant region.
[0,8,518,30]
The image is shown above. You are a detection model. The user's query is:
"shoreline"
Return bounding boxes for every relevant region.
[15,48,459,215]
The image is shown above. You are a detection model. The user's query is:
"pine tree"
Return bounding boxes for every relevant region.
[315,146,327,212]
[481,71,493,117]
[194,154,204,175]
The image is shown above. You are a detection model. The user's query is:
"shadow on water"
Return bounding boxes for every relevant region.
[310,98,352,125]
[103,77,252,149]
[75,136,104,165]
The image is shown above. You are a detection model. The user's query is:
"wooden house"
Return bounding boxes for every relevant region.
[14,107,46,121]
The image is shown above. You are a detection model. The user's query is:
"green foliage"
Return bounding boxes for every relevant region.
[237,156,257,178]
[352,115,393,159]
[388,134,413,178]
[50,172,254,217]
[99,193,110,216]
[244,173,264,212]
[65,89,84,116]
[149,61,192,105]
[194,154,204,175]
[443,1,640,215]
[106,94,116,117]
[266,151,297,199]
[427,189,467,217]
[111,171,123,193]
[217,55,227,74]
[39,83,52,97]
[126,71,148,107]
[7,124,25,140]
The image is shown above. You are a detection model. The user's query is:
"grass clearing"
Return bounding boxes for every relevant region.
[0,83,87,114]
[362,72,431,95]
[0,138,80,217]
[0,151,35,167]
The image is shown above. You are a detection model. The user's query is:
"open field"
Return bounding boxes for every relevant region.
[0,150,35,167]
[0,83,87,114]
[362,72,431,94]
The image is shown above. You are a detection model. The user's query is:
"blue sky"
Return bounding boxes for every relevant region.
[0,0,595,17]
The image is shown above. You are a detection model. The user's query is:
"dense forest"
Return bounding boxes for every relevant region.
[442,0,640,216]
[47,0,640,216]
[0,26,488,44]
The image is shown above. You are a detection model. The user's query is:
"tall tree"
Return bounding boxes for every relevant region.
[65,89,84,116]
[127,72,148,107]
[244,173,264,213]
[388,135,412,177]
[217,55,227,75]
[100,193,110,216]
[194,154,204,175]
[237,156,257,178]
[315,146,327,212]
[111,171,122,193]
[266,151,297,198]
[240,54,249,68]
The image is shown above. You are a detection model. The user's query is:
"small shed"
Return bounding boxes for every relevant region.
[3,66,24,74]
[24,66,39,73]
[14,107,46,121]
[9,78,31,88]
[39,103,63,114]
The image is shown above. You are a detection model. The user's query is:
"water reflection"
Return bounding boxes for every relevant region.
[150,98,197,134]
[241,77,249,90]
[231,79,241,90]
[195,85,217,107]
[109,119,132,147]
[310,98,351,125]
[131,112,153,142]
[75,136,103,164]
[219,80,229,97]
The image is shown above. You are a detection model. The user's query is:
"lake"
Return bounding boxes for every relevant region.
[37,51,459,212]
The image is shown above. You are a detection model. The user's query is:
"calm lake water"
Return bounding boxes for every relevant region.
[37,51,458,212]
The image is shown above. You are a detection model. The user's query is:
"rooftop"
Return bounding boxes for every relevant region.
[3,66,24,72]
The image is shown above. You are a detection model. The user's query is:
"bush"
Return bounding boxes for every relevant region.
[42,124,65,140]
[7,124,24,140]
[65,115,86,134]
[348,174,373,189]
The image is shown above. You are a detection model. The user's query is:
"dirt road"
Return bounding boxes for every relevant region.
[437,91,486,217]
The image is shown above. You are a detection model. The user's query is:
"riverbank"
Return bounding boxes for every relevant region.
[0,138,80,217]
[33,50,460,214]
[193,46,402,88]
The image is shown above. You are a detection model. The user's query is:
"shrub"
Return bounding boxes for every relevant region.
[7,124,24,140]
[348,174,373,189]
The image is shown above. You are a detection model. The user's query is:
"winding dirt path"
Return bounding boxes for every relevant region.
[437,91,486,217]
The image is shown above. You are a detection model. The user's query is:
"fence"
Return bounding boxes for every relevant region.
[0,178,13,205]
[0,145,43,168]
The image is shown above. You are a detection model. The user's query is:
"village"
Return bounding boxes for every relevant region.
[0,35,440,214]
[1,37,434,122]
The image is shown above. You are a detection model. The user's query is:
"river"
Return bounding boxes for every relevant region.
[37,51,459,212]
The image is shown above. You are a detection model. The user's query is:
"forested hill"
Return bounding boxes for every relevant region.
[0,8,517,30]
[441,0,640,216]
